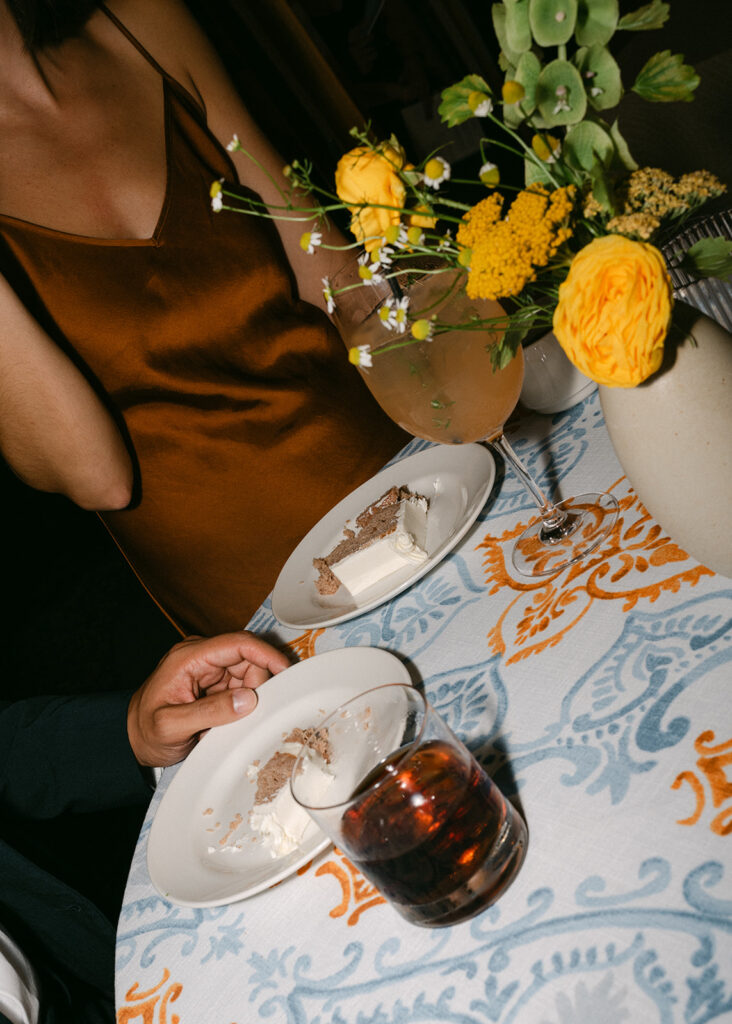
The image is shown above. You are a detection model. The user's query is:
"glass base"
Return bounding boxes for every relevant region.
[512,492,619,577]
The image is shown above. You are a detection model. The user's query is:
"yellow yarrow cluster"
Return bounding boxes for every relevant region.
[457,185,576,301]
[605,212,660,240]
[624,166,724,219]
[674,170,726,204]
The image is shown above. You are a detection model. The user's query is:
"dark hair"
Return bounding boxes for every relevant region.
[7,0,101,50]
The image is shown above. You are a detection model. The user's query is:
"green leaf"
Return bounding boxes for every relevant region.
[504,0,533,53]
[536,59,587,125]
[492,324,527,369]
[609,119,638,171]
[564,119,614,171]
[588,162,615,213]
[574,45,623,110]
[529,0,577,47]
[575,0,618,46]
[492,3,523,66]
[674,237,732,279]
[632,50,700,102]
[618,0,669,31]
[524,155,555,187]
[438,74,493,126]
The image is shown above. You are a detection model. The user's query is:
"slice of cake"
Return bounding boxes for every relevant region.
[248,727,332,859]
[314,485,429,597]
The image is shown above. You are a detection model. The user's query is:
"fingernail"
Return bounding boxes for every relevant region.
[232,688,257,715]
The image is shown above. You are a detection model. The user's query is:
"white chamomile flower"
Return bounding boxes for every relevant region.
[388,225,410,250]
[469,92,493,118]
[299,230,322,254]
[226,134,240,152]
[479,162,500,186]
[423,156,451,190]
[357,253,384,285]
[378,299,398,331]
[437,229,453,252]
[322,278,335,314]
[372,244,394,268]
[209,178,224,212]
[411,318,434,342]
[348,344,372,367]
[393,296,410,333]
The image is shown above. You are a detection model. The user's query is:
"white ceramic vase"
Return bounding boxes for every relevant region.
[599,310,732,578]
[520,330,597,413]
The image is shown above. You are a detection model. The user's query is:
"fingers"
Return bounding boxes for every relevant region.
[179,631,291,687]
[154,687,260,758]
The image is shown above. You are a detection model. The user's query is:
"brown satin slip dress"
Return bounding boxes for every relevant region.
[0,8,407,636]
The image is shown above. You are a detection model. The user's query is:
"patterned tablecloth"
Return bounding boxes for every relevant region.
[115,388,732,1024]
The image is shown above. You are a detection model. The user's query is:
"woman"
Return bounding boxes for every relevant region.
[0,0,407,635]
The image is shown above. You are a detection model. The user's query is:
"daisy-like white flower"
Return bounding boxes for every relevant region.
[299,230,322,254]
[357,253,384,285]
[371,244,394,268]
[531,133,561,163]
[226,134,241,153]
[437,230,453,251]
[378,299,398,330]
[411,318,434,342]
[393,296,410,333]
[209,178,224,212]
[322,278,335,314]
[479,162,500,186]
[468,91,493,117]
[502,80,525,105]
[383,223,410,249]
[348,344,372,367]
[423,156,451,190]
[406,225,425,247]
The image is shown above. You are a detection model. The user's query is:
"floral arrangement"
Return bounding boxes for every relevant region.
[213,0,730,389]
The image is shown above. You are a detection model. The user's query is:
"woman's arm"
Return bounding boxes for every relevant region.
[0,274,133,510]
[107,0,350,312]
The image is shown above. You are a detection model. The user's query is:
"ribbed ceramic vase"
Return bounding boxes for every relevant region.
[599,308,732,578]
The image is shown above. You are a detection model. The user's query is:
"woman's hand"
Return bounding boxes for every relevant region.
[126,630,291,767]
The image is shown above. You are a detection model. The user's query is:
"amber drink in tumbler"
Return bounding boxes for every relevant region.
[290,684,527,927]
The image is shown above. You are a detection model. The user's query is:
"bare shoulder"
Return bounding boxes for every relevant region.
[101,0,218,108]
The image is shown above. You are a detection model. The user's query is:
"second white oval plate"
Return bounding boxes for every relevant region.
[271,443,495,629]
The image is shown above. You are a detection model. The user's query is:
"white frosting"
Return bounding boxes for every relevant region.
[333,496,429,596]
[249,746,333,859]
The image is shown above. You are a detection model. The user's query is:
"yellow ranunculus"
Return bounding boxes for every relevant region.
[552,235,673,388]
[335,144,406,252]
[408,204,437,230]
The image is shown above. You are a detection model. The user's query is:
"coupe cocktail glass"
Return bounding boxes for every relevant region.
[331,259,618,576]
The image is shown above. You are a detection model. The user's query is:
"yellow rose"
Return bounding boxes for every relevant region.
[408,204,437,230]
[335,144,406,251]
[553,235,673,388]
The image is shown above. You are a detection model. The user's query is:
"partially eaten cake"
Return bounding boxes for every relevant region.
[313,485,430,598]
[248,727,333,859]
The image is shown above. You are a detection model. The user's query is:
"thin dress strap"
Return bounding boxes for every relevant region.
[97,2,206,119]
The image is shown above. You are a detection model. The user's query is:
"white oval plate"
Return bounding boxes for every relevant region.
[271,443,495,629]
[147,648,412,907]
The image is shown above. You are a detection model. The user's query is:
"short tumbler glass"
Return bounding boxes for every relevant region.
[290,683,528,927]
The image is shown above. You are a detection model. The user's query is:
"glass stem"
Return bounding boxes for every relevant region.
[486,433,568,532]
